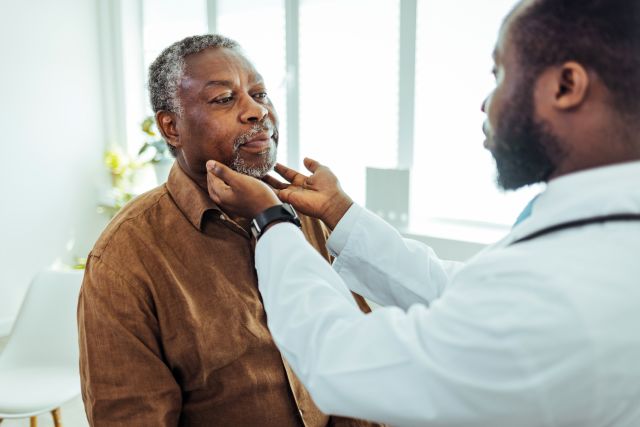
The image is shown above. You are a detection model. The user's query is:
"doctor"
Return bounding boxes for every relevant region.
[206,0,640,425]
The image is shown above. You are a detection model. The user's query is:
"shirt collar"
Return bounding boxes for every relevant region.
[166,162,222,231]
[506,160,640,245]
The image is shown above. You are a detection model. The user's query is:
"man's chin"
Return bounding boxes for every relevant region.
[244,165,275,179]
[496,172,530,191]
[232,158,276,178]
[231,146,277,178]
[494,155,556,190]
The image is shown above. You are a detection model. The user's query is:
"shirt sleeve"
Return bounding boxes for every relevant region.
[327,204,463,308]
[255,224,558,426]
[78,256,182,426]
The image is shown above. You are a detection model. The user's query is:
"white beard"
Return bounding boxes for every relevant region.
[231,139,277,178]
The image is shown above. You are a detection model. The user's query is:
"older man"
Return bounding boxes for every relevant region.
[78,35,379,427]
[206,0,640,425]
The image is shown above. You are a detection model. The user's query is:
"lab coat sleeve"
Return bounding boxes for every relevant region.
[255,223,555,427]
[328,204,463,308]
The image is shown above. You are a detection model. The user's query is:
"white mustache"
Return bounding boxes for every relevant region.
[233,119,275,150]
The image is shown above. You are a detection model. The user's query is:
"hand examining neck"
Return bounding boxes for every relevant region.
[261,157,353,230]
[206,157,353,230]
[206,161,281,220]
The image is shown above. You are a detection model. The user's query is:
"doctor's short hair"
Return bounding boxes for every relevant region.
[512,0,640,119]
[148,34,240,115]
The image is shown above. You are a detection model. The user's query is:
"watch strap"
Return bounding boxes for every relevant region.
[251,203,301,240]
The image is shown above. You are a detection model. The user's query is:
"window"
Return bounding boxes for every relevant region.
[298,0,400,204]
[142,0,208,73]
[412,0,541,226]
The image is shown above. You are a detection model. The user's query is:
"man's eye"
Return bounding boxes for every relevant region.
[253,92,268,101]
[212,96,233,105]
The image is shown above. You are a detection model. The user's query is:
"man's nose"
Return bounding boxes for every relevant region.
[240,97,268,123]
[481,96,488,113]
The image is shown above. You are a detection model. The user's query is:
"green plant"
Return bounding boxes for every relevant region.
[98,116,172,219]
[138,116,171,164]
[97,147,142,218]
[72,257,87,270]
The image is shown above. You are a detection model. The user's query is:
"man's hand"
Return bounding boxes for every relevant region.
[206,161,281,219]
[263,157,353,230]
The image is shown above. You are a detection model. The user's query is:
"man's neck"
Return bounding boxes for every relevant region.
[176,156,208,192]
[175,156,259,225]
[549,129,640,180]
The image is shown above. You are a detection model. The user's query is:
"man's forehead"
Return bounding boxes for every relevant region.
[182,47,262,83]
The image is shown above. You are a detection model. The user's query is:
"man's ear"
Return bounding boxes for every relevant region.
[156,111,181,151]
[552,61,590,110]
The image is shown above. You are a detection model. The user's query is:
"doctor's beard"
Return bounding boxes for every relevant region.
[490,79,566,190]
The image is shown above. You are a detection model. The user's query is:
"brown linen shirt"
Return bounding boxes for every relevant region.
[78,163,380,427]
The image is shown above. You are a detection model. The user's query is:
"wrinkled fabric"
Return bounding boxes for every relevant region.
[255,161,640,426]
[78,163,379,427]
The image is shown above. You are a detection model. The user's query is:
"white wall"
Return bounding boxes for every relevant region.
[0,0,108,334]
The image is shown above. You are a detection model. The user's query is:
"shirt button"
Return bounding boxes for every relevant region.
[219,214,225,220]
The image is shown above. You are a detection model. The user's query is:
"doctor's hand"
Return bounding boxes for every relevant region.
[206,160,281,219]
[263,157,353,230]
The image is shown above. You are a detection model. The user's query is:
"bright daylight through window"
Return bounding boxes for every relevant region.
[413,0,540,227]
[141,0,541,230]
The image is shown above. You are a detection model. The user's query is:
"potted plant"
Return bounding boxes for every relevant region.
[98,147,140,218]
[138,116,174,183]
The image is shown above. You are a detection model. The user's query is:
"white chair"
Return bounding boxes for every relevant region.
[0,269,83,427]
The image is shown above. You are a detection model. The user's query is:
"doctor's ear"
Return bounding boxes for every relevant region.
[156,111,182,151]
[549,62,590,111]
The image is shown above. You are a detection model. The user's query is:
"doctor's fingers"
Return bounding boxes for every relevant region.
[207,160,241,186]
[277,185,307,203]
[206,169,233,205]
[262,174,288,191]
[274,163,308,186]
[302,157,322,173]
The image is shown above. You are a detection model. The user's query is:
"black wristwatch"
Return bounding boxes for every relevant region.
[251,203,302,240]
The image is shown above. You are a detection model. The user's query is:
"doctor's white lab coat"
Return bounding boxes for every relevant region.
[256,161,640,427]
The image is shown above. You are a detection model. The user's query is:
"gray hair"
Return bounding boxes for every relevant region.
[148,34,240,115]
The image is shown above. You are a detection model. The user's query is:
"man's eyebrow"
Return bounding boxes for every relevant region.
[202,75,265,88]
[250,73,265,85]
[203,80,234,88]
